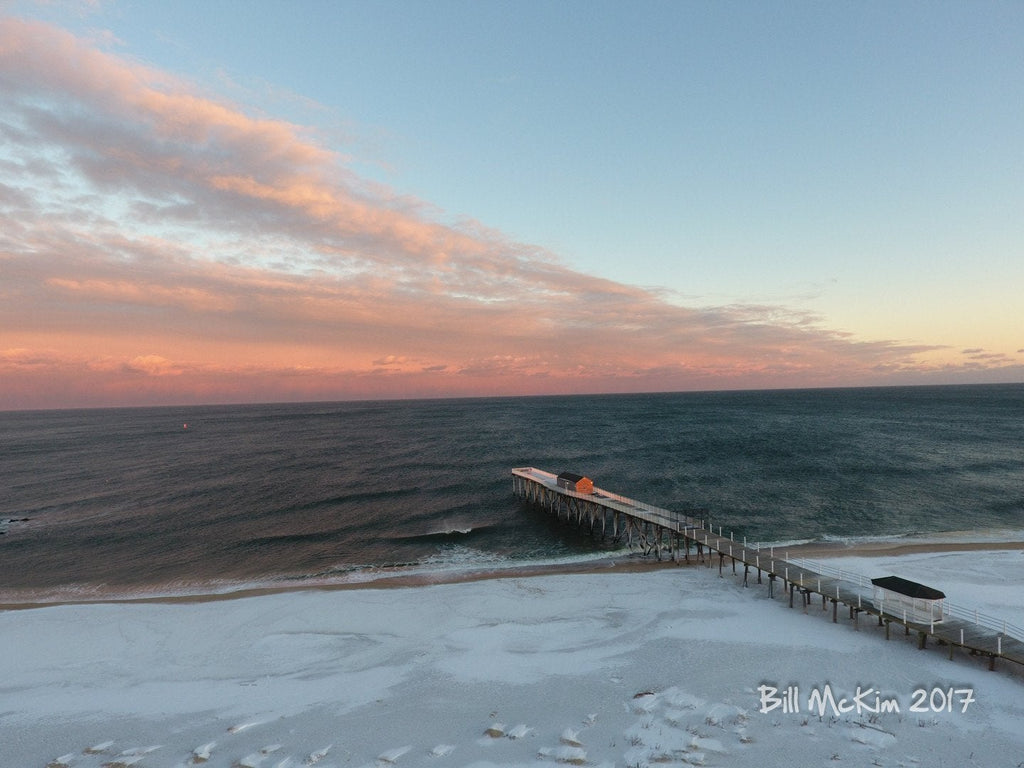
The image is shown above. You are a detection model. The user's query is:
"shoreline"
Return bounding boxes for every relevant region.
[2,538,1021,611]
[776,537,1024,559]
[5,547,1024,768]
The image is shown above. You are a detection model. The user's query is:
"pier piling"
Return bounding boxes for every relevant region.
[512,467,1024,672]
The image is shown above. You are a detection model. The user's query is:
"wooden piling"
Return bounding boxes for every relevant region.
[511,467,1024,674]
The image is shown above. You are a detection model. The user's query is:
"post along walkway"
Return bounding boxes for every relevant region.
[512,467,1024,672]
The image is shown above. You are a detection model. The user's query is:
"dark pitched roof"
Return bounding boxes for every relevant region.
[557,471,588,483]
[871,576,945,600]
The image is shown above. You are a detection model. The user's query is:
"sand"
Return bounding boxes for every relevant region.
[2,543,1023,768]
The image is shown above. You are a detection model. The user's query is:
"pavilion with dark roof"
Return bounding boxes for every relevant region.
[871,575,946,624]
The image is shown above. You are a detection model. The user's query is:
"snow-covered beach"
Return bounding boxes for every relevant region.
[4,546,1024,768]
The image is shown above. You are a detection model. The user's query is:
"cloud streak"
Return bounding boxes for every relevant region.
[1,16,1019,409]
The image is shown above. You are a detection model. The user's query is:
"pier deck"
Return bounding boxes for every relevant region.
[512,467,1024,672]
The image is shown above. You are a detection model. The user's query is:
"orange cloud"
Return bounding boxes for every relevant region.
[1,16,1021,410]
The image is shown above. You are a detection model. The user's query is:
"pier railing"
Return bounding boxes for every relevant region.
[512,467,699,533]
[514,467,1024,663]
[788,556,1024,642]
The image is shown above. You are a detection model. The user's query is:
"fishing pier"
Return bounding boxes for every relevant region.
[512,467,1024,672]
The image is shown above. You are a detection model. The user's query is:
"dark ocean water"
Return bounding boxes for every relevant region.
[1,384,1022,601]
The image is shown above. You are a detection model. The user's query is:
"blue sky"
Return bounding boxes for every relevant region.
[1,1,1022,406]
[99,2,1024,317]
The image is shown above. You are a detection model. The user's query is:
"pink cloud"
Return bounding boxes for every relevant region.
[1,16,1020,409]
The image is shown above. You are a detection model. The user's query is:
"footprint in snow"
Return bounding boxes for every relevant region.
[376,745,411,764]
[559,728,583,747]
[506,724,532,740]
[103,746,161,768]
[538,745,587,765]
[232,744,283,767]
[305,745,332,764]
[228,721,263,734]
[190,742,216,764]
[630,693,659,714]
[234,753,267,768]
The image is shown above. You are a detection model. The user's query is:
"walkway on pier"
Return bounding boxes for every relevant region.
[512,467,699,559]
[512,466,1024,672]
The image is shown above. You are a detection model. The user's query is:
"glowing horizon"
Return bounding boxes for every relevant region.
[1,10,1022,410]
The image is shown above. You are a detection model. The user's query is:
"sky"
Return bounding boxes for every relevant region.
[1,0,1022,409]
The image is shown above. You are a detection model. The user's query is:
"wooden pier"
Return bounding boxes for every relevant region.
[512,467,1024,672]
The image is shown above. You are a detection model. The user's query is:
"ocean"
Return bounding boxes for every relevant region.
[1,384,1022,602]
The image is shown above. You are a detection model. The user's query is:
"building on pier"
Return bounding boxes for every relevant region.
[870,576,945,624]
[513,466,1022,672]
[556,471,594,494]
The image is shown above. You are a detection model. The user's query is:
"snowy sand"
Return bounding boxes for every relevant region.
[3,549,1024,768]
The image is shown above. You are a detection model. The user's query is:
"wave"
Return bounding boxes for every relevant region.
[393,524,490,544]
[760,527,1024,552]
[0,546,647,607]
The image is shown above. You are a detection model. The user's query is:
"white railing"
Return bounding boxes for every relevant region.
[513,468,699,531]
[942,603,1024,642]
[787,557,872,589]
[787,556,1024,642]
[515,469,1024,645]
